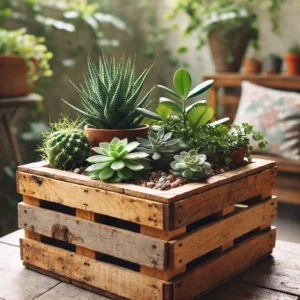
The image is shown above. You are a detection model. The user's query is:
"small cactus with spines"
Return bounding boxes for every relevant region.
[40,117,90,170]
[171,150,211,180]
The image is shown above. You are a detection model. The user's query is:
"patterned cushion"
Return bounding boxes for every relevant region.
[234,81,300,160]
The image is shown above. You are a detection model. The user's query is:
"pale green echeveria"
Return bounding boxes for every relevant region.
[86,137,151,182]
[171,150,211,180]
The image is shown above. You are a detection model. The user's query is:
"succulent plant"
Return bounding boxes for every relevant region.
[136,128,180,160]
[40,117,90,170]
[86,137,151,182]
[63,55,154,129]
[171,150,211,180]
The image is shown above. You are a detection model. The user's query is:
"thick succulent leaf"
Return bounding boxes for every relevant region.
[109,151,119,158]
[91,147,101,154]
[124,152,149,159]
[198,154,207,164]
[117,167,133,179]
[159,98,182,115]
[86,161,112,172]
[136,137,151,145]
[209,117,230,127]
[124,160,144,171]
[188,149,198,156]
[190,165,202,173]
[152,152,161,160]
[187,105,214,128]
[110,137,120,145]
[182,168,194,179]
[173,68,192,98]
[185,100,207,114]
[109,173,123,183]
[89,171,100,180]
[117,149,129,158]
[111,159,125,170]
[176,162,187,169]
[202,162,211,170]
[137,159,152,169]
[100,142,110,150]
[124,141,139,153]
[157,85,181,99]
[86,155,113,163]
[170,161,179,170]
[135,108,163,121]
[163,132,172,141]
[99,167,115,180]
[156,103,172,120]
[174,155,184,162]
[120,138,128,147]
[187,80,214,99]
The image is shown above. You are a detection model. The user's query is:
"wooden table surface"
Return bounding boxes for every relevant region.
[1,230,299,300]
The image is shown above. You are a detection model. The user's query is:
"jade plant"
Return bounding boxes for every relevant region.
[86,138,151,182]
[40,117,90,170]
[171,150,211,180]
[63,55,154,129]
[137,128,180,160]
[0,28,53,83]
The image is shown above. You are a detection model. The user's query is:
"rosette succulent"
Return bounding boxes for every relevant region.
[171,150,211,180]
[40,117,90,170]
[136,128,180,160]
[86,137,151,182]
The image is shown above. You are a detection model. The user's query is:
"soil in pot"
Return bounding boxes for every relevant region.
[208,23,250,72]
[243,58,262,74]
[284,53,300,75]
[85,125,149,148]
[231,145,248,166]
[0,55,36,98]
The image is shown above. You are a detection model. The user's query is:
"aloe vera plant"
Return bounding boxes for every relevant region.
[63,55,154,129]
[86,137,151,182]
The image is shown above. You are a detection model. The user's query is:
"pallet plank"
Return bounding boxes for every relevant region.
[18,203,167,270]
[171,197,277,269]
[21,238,167,300]
[18,172,167,229]
[23,196,41,241]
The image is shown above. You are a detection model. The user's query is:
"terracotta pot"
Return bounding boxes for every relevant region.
[231,145,248,166]
[0,55,37,98]
[85,125,149,148]
[208,23,250,72]
[284,53,300,75]
[243,58,262,74]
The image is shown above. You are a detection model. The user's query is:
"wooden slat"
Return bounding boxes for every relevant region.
[172,228,276,300]
[171,197,277,269]
[17,172,167,229]
[18,202,167,270]
[172,170,276,229]
[21,238,167,300]
[23,196,41,241]
[140,226,186,241]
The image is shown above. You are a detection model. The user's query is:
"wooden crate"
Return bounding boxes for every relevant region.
[17,158,277,300]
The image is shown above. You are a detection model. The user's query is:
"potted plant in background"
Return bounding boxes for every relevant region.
[63,55,154,147]
[168,0,284,72]
[265,54,282,74]
[284,44,300,75]
[243,57,262,74]
[0,28,53,98]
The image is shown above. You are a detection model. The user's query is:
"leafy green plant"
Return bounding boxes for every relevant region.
[137,128,180,160]
[86,137,151,182]
[63,55,154,129]
[40,116,90,170]
[170,150,211,180]
[287,44,300,54]
[0,28,53,83]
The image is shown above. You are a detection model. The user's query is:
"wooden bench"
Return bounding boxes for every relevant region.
[204,73,300,205]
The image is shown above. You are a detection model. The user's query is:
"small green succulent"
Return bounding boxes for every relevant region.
[86,137,151,182]
[171,150,211,180]
[136,128,180,160]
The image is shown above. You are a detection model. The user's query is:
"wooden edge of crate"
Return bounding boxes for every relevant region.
[171,228,276,300]
[18,202,168,270]
[17,159,276,204]
[169,196,277,269]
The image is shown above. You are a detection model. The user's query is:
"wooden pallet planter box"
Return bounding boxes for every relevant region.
[17,158,278,300]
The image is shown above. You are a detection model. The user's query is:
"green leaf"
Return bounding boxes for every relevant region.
[111,159,125,170]
[99,167,115,180]
[187,106,214,128]
[109,173,123,183]
[117,167,133,179]
[86,155,113,163]
[85,161,112,172]
[89,171,100,180]
[109,151,119,158]
[173,68,191,98]
[159,98,182,114]
[156,103,172,120]
[187,80,214,99]
[125,141,139,153]
[157,85,181,99]
[182,168,194,179]
[124,152,149,159]
[135,108,163,121]
[185,100,207,114]
[124,160,144,171]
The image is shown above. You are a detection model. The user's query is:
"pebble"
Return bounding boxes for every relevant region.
[159,176,166,183]
[154,183,163,189]
[74,168,81,174]
[147,182,155,188]
[220,168,225,173]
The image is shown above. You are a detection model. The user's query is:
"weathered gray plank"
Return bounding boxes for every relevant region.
[18,202,167,269]
[0,242,60,300]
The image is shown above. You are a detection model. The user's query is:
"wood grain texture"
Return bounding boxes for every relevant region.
[172,228,276,300]
[23,196,41,241]
[171,197,277,269]
[21,238,167,300]
[18,172,167,229]
[18,203,167,269]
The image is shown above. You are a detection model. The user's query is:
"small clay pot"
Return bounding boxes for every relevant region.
[243,58,262,74]
[0,55,36,98]
[231,145,248,166]
[85,125,149,148]
[284,53,300,75]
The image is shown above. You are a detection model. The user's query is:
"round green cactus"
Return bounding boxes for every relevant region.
[86,137,151,182]
[40,117,90,170]
[171,150,211,180]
